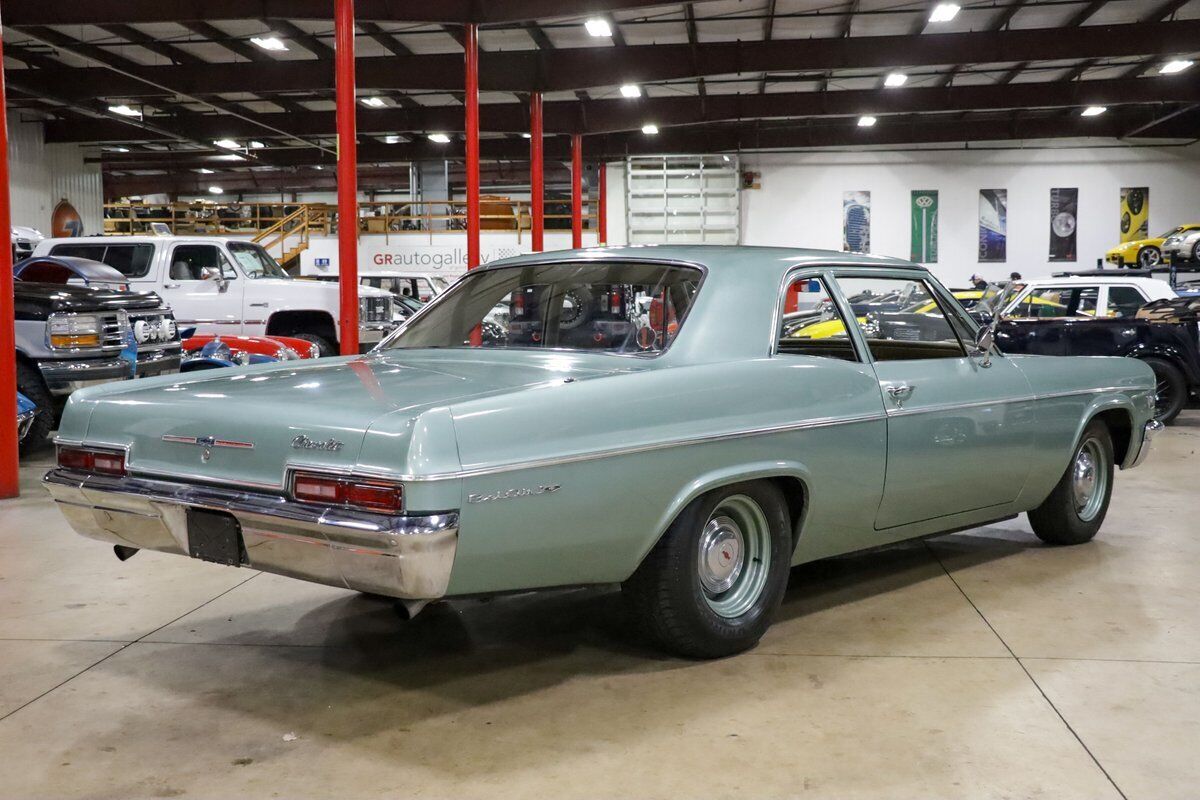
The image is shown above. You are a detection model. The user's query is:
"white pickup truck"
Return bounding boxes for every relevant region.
[34,236,393,355]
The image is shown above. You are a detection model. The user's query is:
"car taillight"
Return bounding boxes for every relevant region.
[57,446,126,476]
[291,471,404,514]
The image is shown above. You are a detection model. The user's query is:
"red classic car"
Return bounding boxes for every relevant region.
[182,334,321,362]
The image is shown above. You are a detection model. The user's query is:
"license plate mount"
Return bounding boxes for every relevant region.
[187,508,246,566]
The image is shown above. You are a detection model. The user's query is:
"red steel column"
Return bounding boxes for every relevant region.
[529,91,544,252]
[465,23,481,346]
[335,0,359,355]
[598,161,607,246]
[571,134,583,249]
[0,15,19,497]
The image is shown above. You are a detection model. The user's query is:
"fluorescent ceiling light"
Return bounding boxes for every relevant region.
[249,140,265,149]
[1081,105,1107,117]
[858,115,878,127]
[585,18,612,37]
[428,133,451,143]
[208,186,224,195]
[929,3,960,23]
[213,139,240,149]
[108,104,141,117]
[384,134,402,144]
[620,83,642,98]
[361,96,386,107]
[641,124,659,135]
[250,36,288,52]
[884,72,908,87]
[195,168,215,174]
[1159,59,1194,75]
[521,132,533,138]
[215,154,245,161]
[314,165,323,170]
[106,146,130,153]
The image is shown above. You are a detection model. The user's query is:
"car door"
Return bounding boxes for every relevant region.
[831,270,1036,530]
[160,243,245,334]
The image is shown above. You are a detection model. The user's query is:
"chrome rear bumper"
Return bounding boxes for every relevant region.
[1126,419,1163,469]
[43,469,458,600]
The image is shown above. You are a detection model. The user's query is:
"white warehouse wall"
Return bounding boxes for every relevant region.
[5,112,104,236]
[605,144,1200,287]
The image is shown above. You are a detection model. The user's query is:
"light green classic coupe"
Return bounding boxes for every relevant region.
[45,247,1161,658]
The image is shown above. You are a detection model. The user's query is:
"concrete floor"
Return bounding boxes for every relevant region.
[1,413,1198,800]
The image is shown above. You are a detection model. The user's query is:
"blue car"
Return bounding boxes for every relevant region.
[17,392,37,447]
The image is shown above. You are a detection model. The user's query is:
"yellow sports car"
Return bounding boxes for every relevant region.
[1106,224,1200,269]
[786,291,1066,338]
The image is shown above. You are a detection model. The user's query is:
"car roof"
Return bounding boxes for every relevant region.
[43,235,246,245]
[482,245,915,273]
[1025,275,1171,286]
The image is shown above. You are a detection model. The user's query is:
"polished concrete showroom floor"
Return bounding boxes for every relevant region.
[1,413,1197,799]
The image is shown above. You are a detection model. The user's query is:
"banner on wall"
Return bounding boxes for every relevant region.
[1119,187,1149,244]
[978,189,1007,263]
[1049,188,1078,262]
[910,190,938,263]
[51,199,83,238]
[842,191,871,253]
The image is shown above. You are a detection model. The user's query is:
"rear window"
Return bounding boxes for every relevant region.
[50,243,155,278]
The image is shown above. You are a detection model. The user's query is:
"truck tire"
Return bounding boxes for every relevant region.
[622,480,791,659]
[16,360,54,454]
[1142,356,1186,425]
[1028,419,1113,546]
[291,333,336,357]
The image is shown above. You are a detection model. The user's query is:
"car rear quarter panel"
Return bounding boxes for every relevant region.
[442,356,888,596]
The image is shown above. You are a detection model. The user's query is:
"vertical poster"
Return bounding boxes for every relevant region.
[1049,187,1078,262]
[910,190,938,262]
[843,191,871,253]
[978,189,1007,262]
[1119,187,1149,243]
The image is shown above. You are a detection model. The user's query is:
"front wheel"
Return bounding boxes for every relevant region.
[16,361,54,455]
[291,333,336,357]
[1137,246,1161,268]
[1142,357,1187,425]
[1028,420,1114,546]
[622,481,792,658]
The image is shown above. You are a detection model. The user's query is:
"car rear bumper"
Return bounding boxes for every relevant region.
[39,349,181,395]
[1126,419,1163,469]
[43,469,459,600]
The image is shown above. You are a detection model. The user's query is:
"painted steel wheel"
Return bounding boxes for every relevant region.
[1029,419,1114,546]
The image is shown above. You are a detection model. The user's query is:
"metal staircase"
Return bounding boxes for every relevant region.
[253,205,329,272]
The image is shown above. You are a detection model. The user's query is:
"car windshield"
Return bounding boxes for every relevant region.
[383,260,702,356]
[228,242,290,279]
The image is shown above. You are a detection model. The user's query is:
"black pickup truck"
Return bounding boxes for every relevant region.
[995,298,1200,424]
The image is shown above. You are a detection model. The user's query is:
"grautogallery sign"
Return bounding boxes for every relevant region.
[299,234,589,277]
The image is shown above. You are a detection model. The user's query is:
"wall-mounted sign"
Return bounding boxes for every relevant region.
[843,191,871,254]
[51,199,83,237]
[1049,188,1078,262]
[910,190,938,263]
[978,189,1007,263]
[314,257,331,267]
[1119,187,1148,243]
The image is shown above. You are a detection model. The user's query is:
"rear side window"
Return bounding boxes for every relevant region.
[1107,286,1148,318]
[50,243,155,278]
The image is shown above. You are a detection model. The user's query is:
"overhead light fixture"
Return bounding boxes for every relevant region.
[521,132,533,138]
[620,83,642,98]
[108,104,141,118]
[250,36,288,52]
[213,139,241,150]
[361,96,386,108]
[1159,59,1194,75]
[929,3,960,23]
[208,186,224,195]
[249,140,265,149]
[858,115,878,127]
[428,133,451,143]
[1081,105,1107,117]
[641,123,659,135]
[384,134,402,144]
[884,72,908,87]
[215,154,245,161]
[585,18,612,37]
[196,168,215,174]
[314,165,324,170]
[106,146,130,153]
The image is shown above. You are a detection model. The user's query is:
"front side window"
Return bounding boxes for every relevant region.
[777,276,858,362]
[384,261,701,356]
[169,245,237,282]
[228,242,289,279]
[834,276,966,361]
[1009,286,1098,319]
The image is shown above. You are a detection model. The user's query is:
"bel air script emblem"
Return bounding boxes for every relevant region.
[291,434,345,452]
[161,434,254,463]
[468,484,561,504]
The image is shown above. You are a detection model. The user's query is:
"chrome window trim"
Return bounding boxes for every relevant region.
[770,269,865,363]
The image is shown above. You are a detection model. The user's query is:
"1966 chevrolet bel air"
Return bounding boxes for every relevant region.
[45,246,1161,658]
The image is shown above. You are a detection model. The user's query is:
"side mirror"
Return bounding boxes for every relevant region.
[217,276,229,293]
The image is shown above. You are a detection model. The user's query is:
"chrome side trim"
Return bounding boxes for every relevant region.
[882,386,1143,419]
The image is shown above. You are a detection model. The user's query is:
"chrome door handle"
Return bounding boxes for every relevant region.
[887,384,915,402]
[164,283,181,289]
[249,302,269,308]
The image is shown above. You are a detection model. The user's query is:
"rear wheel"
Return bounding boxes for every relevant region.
[1028,420,1114,546]
[16,361,54,455]
[291,333,336,357]
[622,481,791,658]
[1137,246,1162,268]
[1142,356,1186,425]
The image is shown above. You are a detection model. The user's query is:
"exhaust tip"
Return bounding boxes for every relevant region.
[113,545,140,562]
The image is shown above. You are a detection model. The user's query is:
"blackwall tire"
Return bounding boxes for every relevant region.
[1027,420,1114,546]
[1137,247,1162,268]
[622,480,791,659]
[1143,357,1186,425]
[292,333,336,357]
[16,361,54,455]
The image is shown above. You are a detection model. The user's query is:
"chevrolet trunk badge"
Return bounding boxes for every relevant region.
[162,434,255,463]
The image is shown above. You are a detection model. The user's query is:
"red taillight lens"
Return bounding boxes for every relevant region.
[57,446,126,476]
[292,472,404,514]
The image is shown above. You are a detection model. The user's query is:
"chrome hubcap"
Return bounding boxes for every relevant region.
[697,494,771,619]
[1071,438,1108,522]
